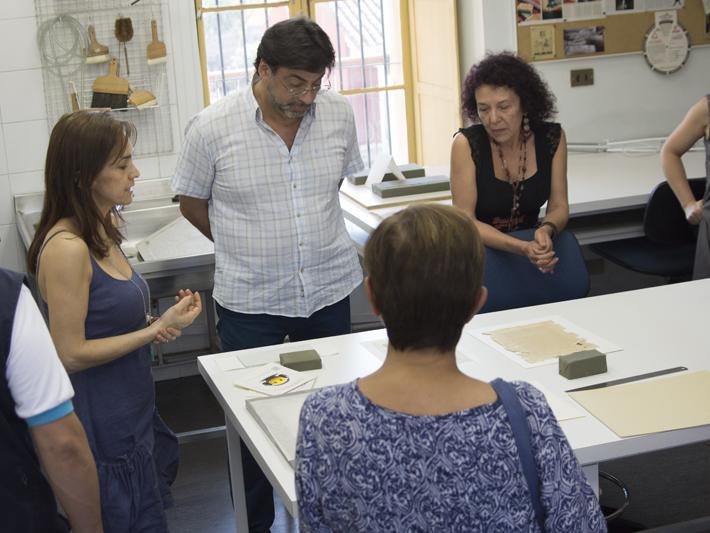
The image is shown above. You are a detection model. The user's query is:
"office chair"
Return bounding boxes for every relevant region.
[589,178,705,281]
[480,228,589,314]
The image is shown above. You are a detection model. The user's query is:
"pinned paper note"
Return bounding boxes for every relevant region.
[365,154,406,185]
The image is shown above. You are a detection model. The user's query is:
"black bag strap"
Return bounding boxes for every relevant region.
[491,378,546,531]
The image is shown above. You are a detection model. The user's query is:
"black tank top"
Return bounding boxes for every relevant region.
[458,122,562,232]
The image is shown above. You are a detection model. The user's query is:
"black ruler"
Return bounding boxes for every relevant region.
[565,366,688,393]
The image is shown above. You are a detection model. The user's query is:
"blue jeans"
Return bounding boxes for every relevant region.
[216,297,351,532]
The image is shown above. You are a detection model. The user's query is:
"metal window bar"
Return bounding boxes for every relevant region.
[239,1,250,85]
[356,0,372,165]
[378,0,392,155]
[215,1,229,98]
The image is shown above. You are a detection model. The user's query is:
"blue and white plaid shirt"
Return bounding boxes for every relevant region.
[172,87,364,317]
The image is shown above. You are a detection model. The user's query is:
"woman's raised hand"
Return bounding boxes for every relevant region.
[152,290,203,343]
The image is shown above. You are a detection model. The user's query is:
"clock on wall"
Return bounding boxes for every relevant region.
[643,11,690,75]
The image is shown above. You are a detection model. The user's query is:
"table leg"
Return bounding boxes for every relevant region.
[226,421,249,533]
[583,464,600,498]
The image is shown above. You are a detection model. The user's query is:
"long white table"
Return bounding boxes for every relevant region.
[198,278,710,531]
[340,151,706,246]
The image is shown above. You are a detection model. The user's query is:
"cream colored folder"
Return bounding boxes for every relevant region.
[569,371,710,437]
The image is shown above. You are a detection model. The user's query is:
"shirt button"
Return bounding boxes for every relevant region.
[300,268,304,273]
[298,242,303,247]
[296,213,301,218]
[293,184,297,189]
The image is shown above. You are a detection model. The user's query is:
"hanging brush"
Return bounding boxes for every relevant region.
[91,57,129,109]
[115,16,134,76]
[146,19,167,65]
[85,24,109,64]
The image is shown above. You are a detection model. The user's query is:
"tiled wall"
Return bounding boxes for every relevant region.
[0,1,202,273]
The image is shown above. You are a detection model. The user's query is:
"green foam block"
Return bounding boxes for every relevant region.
[558,349,608,380]
[371,175,450,198]
[279,349,322,371]
[347,163,425,185]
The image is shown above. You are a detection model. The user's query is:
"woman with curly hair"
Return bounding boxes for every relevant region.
[451,52,568,273]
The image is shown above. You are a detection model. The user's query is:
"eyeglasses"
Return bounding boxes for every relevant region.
[273,75,331,98]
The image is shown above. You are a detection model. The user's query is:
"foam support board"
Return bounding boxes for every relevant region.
[347,163,425,185]
[372,176,450,198]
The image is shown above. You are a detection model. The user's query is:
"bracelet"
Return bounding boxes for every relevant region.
[539,220,559,237]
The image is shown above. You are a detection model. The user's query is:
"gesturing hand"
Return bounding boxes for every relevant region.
[153,290,203,342]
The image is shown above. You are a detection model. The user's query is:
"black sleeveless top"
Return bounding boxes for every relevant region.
[458,122,562,232]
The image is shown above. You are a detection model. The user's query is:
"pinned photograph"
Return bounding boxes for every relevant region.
[616,0,635,9]
[531,26,556,59]
[517,0,542,24]
[564,26,605,56]
[542,0,563,20]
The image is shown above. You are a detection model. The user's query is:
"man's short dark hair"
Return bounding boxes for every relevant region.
[254,17,335,73]
[364,204,485,353]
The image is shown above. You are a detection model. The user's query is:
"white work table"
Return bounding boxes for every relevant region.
[198,278,710,531]
[340,151,706,246]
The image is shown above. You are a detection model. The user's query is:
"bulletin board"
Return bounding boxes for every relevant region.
[516,0,710,63]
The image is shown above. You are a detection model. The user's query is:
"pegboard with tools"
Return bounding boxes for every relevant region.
[34,0,174,157]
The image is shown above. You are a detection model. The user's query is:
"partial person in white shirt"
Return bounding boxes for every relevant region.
[0,267,102,533]
[172,16,364,533]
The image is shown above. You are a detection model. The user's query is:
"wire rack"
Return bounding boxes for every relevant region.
[34,0,174,157]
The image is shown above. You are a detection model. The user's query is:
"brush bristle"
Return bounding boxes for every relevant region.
[92,92,128,110]
[147,56,167,65]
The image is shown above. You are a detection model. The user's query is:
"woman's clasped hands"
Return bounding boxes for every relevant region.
[151,289,203,344]
[525,227,559,274]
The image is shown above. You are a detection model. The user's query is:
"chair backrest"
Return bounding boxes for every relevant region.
[480,229,589,314]
[644,177,705,244]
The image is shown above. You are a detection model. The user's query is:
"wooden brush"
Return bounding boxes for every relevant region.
[86,25,109,64]
[91,57,129,109]
[129,89,157,109]
[115,17,134,75]
[147,19,167,65]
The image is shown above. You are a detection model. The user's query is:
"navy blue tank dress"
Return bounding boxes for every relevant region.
[55,242,178,532]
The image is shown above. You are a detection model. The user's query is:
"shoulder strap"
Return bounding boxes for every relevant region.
[35,229,71,273]
[491,378,546,531]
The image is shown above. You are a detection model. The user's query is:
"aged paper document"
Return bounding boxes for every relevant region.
[569,371,710,437]
[488,320,597,364]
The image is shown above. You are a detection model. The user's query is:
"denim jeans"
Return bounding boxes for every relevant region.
[215,297,351,532]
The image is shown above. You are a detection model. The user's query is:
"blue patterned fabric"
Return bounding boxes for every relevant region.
[296,380,606,532]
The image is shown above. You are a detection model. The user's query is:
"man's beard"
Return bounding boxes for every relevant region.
[266,83,310,119]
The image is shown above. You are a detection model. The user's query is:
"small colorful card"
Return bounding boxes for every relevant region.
[233,363,316,396]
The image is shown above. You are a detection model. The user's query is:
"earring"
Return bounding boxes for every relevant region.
[522,114,530,138]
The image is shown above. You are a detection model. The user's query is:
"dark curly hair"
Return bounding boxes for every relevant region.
[461,52,557,126]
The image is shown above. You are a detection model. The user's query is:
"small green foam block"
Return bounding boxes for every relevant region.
[372,175,450,198]
[279,349,322,371]
[559,349,608,380]
[347,163,425,185]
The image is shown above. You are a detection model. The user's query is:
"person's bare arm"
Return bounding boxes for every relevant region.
[661,97,707,224]
[533,128,569,272]
[179,195,213,241]
[450,132,555,268]
[39,235,202,373]
[31,413,103,533]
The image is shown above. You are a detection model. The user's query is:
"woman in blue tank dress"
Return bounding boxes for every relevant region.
[451,52,569,274]
[661,95,710,279]
[28,111,203,533]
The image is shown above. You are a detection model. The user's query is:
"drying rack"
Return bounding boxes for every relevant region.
[34,0,174,157]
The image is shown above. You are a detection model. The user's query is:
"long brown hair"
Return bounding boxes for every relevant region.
[27,111,137,275]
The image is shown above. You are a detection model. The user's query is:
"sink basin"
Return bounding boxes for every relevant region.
[14,193,194,270]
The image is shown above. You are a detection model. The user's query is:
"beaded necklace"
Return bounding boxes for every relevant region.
[494,122,530,231]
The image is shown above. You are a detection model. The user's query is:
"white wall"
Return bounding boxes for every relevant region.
[458,0,706,143]
[0,1,203,273]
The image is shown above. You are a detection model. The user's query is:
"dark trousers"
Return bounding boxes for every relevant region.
[216,297,351,532]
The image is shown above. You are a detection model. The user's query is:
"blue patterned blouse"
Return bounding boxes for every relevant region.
[296,380,606,532]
